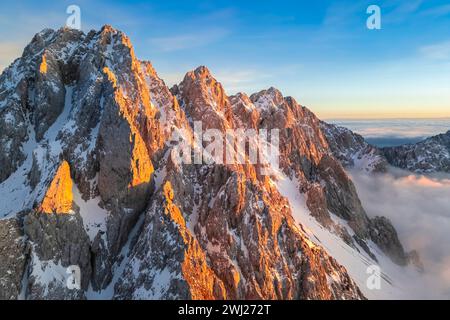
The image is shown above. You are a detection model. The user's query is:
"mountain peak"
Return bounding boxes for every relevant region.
[250,87,285,111]
[35,28,56,38]
[194,65,210,73]
[188,65,213,80]
[100,24,119,35]
[141,60,157,77]
[180,65,220,89]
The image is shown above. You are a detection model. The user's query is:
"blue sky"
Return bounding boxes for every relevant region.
[1,0,450,118]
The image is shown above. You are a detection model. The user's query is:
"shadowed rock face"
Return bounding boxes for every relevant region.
[24,210,91,299]
[0,219,28,300]
[321,121,450,175]
[382,131,450,173]
[0,26,413,300]
[320,121,388,173]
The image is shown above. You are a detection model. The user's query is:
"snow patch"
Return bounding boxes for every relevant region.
[73,182,108,242]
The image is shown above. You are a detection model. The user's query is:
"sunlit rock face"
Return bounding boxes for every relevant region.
[172,66,234,131]
[115,158,365,300]
[0,25,416,300]
[39,161,74,214]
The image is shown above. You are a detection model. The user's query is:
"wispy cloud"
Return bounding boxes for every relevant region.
[420,41,450,60]
[148,28,229,52]
[145,7,235,53]
[383,0,424,24]
[214,69,273,94]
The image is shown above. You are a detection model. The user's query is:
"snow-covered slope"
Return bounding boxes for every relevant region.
[320,121,388,173]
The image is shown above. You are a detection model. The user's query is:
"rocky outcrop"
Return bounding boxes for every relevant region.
[38,160,74,214]
[24,210,91,299]
[321,121,450,174]
[172,66,233,131]
[368,216,406,266]
[111,68,369,300]
[114,180,227,299]
[0,218,28,299]
[115,153,365,300]
[18,158,91,299]
[0,25,170,293]
[320,121,388,172]
[235,86,406,265]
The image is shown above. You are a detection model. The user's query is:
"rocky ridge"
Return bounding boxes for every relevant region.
[382,130,450,173]
[321,123,450,174]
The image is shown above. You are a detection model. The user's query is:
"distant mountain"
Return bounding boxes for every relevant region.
[0,26,419,300]
[321,121,450,174]
[320,121,388,173]
[382,131,450,173]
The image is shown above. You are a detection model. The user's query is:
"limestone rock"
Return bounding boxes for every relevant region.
[0,218,28,299]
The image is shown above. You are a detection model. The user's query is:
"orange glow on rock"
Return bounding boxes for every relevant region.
[39,55,48,74]
[39,160,73,214]
[162,181,227,299]
[103,66,117,88]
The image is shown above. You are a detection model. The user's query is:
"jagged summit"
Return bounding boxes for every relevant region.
[192,65,212,77]
[99,24,118,34]
[382,127,450,173]
[250,87,285,112]
[174,66,216,90]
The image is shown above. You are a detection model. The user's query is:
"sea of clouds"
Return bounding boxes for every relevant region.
[349,167,450,298]
[331,118,450,147]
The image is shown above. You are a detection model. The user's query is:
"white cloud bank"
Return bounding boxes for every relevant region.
[332,119,450,140]
[350,167,450,298]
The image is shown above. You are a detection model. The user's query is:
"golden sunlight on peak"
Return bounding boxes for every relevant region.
[103,66,117,88]
[39,160,74,214]
[39,54,47,74]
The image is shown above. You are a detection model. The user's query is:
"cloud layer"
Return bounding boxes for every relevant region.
[330,119,450,147]
[350,168,450,298]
